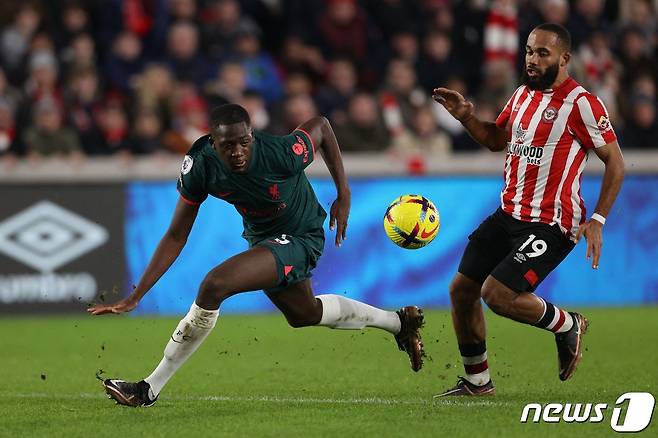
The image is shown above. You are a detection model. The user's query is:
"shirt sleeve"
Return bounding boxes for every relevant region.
[176,154,208,205]
[569,94,618,149]
[274,128,316,174]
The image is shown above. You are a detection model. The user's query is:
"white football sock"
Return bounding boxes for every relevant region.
[316,294,401,334]
[144,303,218,398]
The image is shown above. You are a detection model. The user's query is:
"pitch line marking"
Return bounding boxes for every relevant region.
[7,392,512,407]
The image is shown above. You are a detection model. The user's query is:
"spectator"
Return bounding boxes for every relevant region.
[105,31,144,93]
[389,30,419,65]
[617,26,658,89]
[169,0,198,21]
[65,65,104,155]
[283,71,314,98]
[281,94,318,133]
[54,2,92,50]
[234,26,283,104]
[425,1,456,34]
[278,36,326,83]
[539,0,570,26]
[239,90,271,131]
[315,58,358,124]
[334,92,389,152]
[0,4,42,82]
[476,59,517,112]
[165,89,209,153]
[60,33,97,78]
[96,97,131,156]
[23,97,81,159]
[620,0,657,42]
[130,109,166,155]
[391,103,452,156]
[417,30,464,92]
[164,21,214,85]
[202,0,261,62]
[379,58,427,137]
[621,94,658,150]
[579,31,617,89]
[317,0,370,62]
[568,0,610,49]
[132,63,175,129]
[204,61,247,108]
[24,50,62,107]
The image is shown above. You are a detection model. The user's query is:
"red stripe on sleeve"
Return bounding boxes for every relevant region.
[179,194,200,206]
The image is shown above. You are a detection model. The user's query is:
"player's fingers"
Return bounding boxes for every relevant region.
[329,213,336,231]
[433,95,446,104]
[433,87,453,96]
[336,220,346,245]
[342,220,348,241]
[586,239,592,260]
[575,225,585,242]
[592,242,601,269]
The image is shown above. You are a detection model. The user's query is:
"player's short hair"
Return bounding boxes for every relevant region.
[533,23,571,52]
[210,104,251,128]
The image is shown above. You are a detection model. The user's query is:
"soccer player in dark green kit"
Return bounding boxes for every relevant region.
[88,104,425,407]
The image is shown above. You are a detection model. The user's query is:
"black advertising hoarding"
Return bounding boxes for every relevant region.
[0,184,124,313]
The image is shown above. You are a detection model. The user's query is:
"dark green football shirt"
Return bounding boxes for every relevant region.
[177,129,327,245]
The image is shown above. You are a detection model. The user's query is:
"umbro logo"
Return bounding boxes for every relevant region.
[0,201,108,272]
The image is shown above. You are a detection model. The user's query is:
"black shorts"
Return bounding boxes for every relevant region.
[458,208,575,293]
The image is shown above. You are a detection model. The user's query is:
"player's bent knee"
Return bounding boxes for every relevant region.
[481,280,509,315]
[198,275,232,306]
[449,275,481,305]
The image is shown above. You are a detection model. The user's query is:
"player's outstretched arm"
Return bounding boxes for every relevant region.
[88,198,200,315]
[575,141,624,269]
[297,116,350,247]
[432,88,508,152]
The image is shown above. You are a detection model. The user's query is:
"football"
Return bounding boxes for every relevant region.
[383,194,440,249]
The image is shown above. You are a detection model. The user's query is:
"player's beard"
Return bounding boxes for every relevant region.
[522,62,559,91]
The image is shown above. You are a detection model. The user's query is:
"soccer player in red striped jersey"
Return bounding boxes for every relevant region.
[432,23,624,396]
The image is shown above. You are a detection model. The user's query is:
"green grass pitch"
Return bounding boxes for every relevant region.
[1,307,657,437]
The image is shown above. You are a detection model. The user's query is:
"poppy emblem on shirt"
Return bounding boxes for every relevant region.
[292,142,304,155]
[597,115,611,132]
[542,107,558,123]
[181,155,193,174]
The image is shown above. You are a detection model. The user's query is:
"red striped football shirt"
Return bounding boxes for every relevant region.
[495,77,617,239]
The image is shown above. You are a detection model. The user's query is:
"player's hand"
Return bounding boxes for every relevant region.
[87,295,139,315]
[575,220,603,269]
[329,194,350,247]
[432,88,475,122]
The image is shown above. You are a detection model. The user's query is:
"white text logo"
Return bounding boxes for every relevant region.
[520,392,655,432]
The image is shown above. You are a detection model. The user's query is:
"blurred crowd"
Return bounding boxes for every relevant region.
[0,0,657,165]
